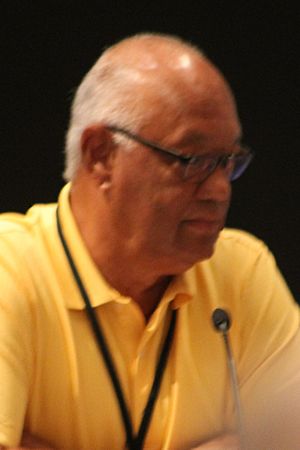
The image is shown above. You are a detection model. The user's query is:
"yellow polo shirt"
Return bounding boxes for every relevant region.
[0,184,299,449]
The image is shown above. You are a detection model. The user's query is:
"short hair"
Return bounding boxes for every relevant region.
[63,33,204,181]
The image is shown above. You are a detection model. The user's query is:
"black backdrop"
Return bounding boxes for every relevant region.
[1,2,299,300]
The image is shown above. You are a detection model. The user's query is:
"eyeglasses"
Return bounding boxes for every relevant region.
[107,125,254,183]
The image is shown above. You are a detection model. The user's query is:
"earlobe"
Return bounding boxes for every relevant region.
[100,180,111,191]
[93,161,112,189]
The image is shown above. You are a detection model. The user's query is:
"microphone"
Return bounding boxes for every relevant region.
[212,308,245,448]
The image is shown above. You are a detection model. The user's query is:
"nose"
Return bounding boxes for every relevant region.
[194,165,232,202]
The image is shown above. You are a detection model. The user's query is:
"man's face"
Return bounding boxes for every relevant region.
[105,59,241,275]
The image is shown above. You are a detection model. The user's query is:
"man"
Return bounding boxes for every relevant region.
[0,33,299,449]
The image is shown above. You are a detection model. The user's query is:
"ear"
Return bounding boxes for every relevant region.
[80,124,115,185]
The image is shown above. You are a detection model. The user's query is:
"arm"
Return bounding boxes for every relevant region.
[0,432,54,449]
[241,328,300,449]
[191,432,240,449]
[0,290,33,447]
[229,242,300,448]
[0,239,35,447]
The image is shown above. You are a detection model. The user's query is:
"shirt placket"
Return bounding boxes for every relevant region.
[130,302,170,435]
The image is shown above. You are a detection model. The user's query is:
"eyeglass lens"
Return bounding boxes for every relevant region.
[184,152,253,182]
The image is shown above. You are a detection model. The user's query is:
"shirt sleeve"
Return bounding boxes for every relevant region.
[230,241,300,448]
[0,239,34,447]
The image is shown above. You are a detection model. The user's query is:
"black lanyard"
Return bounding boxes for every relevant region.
[56,208,177,450]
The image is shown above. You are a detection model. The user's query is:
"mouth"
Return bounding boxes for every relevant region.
[183,218,224,234]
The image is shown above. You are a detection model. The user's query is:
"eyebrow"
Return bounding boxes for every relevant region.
[172,134,244,157]
[109,125,244,160]
[168,129,243,148]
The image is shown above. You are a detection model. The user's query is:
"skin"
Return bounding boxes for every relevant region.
[8,37,242,449]
[70,37,241,318]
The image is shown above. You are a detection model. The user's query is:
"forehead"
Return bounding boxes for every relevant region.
[106,39,242,146]
[138,63,241,149]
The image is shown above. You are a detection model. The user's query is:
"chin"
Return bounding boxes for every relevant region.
[186,232,220,261]
[169,242,216,275]
[190,245,216,264]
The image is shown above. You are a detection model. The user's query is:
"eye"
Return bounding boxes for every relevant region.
[189,155,217,171]
[220,154,235,168]
[184,155,202,166]
[183,155,219,180]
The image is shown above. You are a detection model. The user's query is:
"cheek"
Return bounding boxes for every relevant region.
[152,185,191,218]
[143,192,192,249]
[128,187,190,245]
[112,153,192,228]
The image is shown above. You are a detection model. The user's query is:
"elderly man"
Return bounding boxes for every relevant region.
[0,33,299,450]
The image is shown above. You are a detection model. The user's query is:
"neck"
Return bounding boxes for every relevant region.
[103,272,172,320]
[70,184,172,319]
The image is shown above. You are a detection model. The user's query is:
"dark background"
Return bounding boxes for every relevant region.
[1,2,299,300]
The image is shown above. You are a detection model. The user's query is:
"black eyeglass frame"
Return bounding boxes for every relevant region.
[107,125,254,183]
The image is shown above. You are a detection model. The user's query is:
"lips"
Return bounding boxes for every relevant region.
[183,216,225,234]
[187,216,223,223]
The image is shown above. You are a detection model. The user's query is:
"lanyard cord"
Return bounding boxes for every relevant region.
[56,208,177,450]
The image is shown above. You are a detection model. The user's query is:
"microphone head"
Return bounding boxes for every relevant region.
[212,308,231,333]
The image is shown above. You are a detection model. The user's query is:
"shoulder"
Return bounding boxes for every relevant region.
[186,228,277,287]
[0,204,56,236]
[207,228,298,321]
[0,204,56,264]
[208,228,273,276]
[0,205,58,310]
[216,228,267,254]
[0,212,34,259]
[190,228,296,313]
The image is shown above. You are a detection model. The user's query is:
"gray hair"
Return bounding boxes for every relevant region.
[63,33,204,181]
